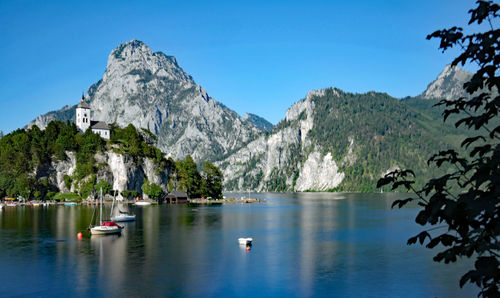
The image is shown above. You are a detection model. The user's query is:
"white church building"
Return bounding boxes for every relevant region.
[76,95,110,139]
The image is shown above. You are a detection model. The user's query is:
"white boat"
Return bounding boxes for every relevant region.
[90,188,123,235]
[135,201,151,206]
[111,213,136,222]
[238,237,253,245]
[90,222,124,235]
[110,191,136,222]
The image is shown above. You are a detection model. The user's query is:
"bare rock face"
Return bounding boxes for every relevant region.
[218,89,347,192]
[421,65,472,100]
[29,40,264,162]
[294,151,344,191]
[51,152,77,193]
[106,152,158,200]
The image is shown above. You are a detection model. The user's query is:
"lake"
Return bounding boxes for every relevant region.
[0,193,477,297]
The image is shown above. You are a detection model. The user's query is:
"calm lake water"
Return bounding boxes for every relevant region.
[0,193,477,297]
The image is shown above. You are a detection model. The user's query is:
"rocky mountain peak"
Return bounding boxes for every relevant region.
[28,40,264,162]
[285,89,325,122]
[104,39,194,86]
[421,64,472,100]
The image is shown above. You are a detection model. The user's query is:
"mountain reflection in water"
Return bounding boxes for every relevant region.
[0,193,476,297]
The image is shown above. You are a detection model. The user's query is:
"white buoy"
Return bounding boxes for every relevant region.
[238,237,253,245]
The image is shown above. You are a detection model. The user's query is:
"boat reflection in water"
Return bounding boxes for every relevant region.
[110,192,136,222]
[0,193,479,297]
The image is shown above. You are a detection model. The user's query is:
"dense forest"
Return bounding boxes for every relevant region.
[0,121,223,201]
[308,89,470,191]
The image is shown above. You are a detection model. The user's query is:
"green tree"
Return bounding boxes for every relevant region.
[201,161,223,199]
[175,155,202,198]
[121,190,139,199]
[142,179,164,201]
[378,1,500,296]
[63,175,73,190]
[11,174,32,199]
[96,180,112,195]
[79,177,96,199]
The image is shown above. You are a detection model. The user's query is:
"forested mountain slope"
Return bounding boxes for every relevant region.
[218,66,474,192]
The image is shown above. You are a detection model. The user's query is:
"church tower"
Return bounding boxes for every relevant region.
[76,93,91,132]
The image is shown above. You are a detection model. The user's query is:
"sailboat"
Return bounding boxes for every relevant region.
[110,190,136,222]
[90,188,124,235]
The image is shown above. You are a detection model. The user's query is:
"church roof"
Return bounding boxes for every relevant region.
[91,121,109,130]
[77,100,90,109]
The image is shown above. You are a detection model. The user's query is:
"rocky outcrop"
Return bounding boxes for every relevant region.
[105,152,170,200]
[38,150,169,200]
[28,40,266,162]
[294,151,344,191]
[219,89,346,192]
[51,152,77,193]
[421,65,472,100]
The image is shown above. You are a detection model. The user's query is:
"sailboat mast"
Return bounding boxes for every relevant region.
[99,187,103,225]
[110,190,115,218]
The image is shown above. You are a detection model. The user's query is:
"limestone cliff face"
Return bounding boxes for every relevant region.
[50,152,77,193]
[29,40,264,162]
[218,89,346,192]
[39,150,170,200]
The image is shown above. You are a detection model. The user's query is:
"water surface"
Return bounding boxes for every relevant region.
[0,193,477,297]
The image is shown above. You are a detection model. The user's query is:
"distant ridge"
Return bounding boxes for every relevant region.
[218,66,474,192]
[244,113,274,131]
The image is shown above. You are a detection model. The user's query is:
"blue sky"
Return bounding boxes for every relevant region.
[0,0,475,133]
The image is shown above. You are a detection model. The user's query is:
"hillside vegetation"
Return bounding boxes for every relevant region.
[307,89,470,191]
[0,121,223,200]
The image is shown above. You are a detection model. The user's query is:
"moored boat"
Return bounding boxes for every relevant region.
[5,198,16,207]
[90,221,124,235]
[135,201,151,206]
[90,188,123,236]
[110,191,136,222]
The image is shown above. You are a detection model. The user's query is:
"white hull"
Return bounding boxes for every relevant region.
[111,215,136,222]
[90,226,123,235]
[238,238,253,245]
[135,201,151,206]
